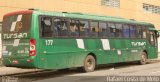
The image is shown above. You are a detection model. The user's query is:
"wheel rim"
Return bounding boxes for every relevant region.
[141,54,147,63]
[86,59,94,70]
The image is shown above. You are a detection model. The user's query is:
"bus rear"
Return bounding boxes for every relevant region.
[2,10,36,67]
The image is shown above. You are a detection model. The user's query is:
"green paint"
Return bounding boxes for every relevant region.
[2,10,158,70]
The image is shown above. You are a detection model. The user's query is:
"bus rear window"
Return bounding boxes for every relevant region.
[2,14,32,32]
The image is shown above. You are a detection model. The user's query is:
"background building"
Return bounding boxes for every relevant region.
[0,0,160,54]
[0,0,160,29]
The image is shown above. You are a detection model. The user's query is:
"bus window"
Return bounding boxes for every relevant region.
[3,14,31,32]
[69,20,79,37]
[79,20,89,37]
[122,24,130,38]
[108,23,116,38]
[90,21,98,37]
[53,18,69,37]
[99,22,108,38]
[137,26,142,38]
[150,31,155,45]
[41,17,53,37]
[142,26,149,38]
[115,24,123,38]
[130,25,136,38]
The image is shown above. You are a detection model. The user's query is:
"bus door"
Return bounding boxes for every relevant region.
[148,30,158,58]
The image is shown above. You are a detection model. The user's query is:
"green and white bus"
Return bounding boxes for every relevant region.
[2,9,159,72]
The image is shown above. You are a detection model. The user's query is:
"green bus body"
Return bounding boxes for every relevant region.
[2,10,158,70]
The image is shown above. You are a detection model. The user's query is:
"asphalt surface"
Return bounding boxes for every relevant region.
[31,62,160,82]
[1,61,159,82]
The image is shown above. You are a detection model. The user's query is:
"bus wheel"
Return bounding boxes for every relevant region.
[139,52,147,65]
[82,55,96,72]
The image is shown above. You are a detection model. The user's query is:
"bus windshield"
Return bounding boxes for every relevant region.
[2,14,32,32]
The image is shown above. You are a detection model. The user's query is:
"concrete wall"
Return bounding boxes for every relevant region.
[0,0,160,29]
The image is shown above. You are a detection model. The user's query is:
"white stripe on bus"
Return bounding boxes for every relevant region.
[101,39,110,50]
[17,15,22,21]
[76,39,85,49]
[8,52,12,56]
[10,22,17,31]
[13,39,20,46]
[10,15,22,31]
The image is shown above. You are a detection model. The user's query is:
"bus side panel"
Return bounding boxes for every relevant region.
[30,13,39,68]
[146,45,158,59]
[37,39,87,69]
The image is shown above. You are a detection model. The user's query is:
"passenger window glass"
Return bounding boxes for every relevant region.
[123,24,130,38]
[137,26,142,38]
[150,31,155,45]
[3,14,32,32]
[99,22,108,37]
[108,23,116,38]
[130,25,136,38]
[90,21,98,37]
[41,17,53,37]
[69,20,79,37]
[53,18,69,37]
[115,24,122,38]
[44,19,52,26]
[142,26,149,38]
[79,20,89,37]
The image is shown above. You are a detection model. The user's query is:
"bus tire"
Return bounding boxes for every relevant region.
[139,52,147,65]
[81,55,96,72]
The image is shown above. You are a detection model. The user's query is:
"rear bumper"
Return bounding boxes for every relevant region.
[2,57,36,68]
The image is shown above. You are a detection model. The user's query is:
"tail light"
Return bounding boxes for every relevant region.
[29,39,36,56]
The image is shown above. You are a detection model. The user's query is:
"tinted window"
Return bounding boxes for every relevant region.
[69,19,79,37]
[123,24,130,38]
[108,23,116,38]
[79,20,89,37]
[3,14,32,32]
[41,17,53,37]
[130,25,136,38]
[90,21,98,37]
[53,18,69,37]
[99,22,108,37]
[137,26,142,38]
[142,26,149,38]
[115,24,123,38]
[150,31,156,45]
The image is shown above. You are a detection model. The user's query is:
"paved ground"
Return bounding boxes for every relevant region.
[0,67,40,76]
[32,61,160,82]
[0,56,160,82]
[0,56,160,76]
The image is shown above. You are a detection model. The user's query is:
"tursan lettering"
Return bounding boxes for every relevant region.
[3,33,28,39]
[131,42,146,46]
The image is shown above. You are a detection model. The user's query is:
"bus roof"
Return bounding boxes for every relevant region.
[5,10,154,26]
[4,10,33,17]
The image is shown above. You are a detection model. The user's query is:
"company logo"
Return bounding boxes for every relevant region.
[3,33,27,39]
[131,42,146,46]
